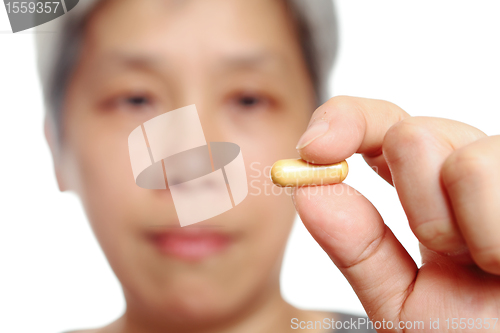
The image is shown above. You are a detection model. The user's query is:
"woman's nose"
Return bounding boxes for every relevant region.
[163,145,213,186]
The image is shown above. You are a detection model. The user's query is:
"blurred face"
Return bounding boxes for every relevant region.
[55,0,315,326]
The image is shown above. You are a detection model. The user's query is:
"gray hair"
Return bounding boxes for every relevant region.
[35,0,338,140]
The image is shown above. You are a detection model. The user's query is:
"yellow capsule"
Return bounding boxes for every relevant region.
[270,159,348,187]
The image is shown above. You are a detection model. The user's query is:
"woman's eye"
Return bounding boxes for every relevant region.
[234,94,269,110]
[239,96,260,106]
[125,95,151,107]
[109,94,156,113]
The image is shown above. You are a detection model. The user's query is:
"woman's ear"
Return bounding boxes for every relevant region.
[44,117,68,192]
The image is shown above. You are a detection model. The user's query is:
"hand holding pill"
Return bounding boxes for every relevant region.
[291,96,500,331]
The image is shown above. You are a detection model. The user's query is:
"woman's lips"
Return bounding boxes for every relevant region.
[146,228,232,261]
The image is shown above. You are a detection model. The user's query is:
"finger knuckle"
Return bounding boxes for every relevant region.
[442,147,490,188]
[473,246,500,275]
[383,117,433,163]
[413,217,464,253]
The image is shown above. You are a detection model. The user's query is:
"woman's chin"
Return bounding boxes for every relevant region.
[133,289,244,325]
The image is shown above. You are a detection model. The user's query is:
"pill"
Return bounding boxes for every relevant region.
[270,159,348,187]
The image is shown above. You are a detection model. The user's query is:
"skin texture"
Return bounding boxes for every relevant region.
[294,96,500,332]
[44,0,334,332]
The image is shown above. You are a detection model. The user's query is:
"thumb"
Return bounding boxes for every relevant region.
[293,183,417,323]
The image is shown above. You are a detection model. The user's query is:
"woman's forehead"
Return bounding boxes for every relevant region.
[85,0,296,48]
[81,0,301,76]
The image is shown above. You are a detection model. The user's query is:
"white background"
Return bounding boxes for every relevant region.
[1,1,499,332]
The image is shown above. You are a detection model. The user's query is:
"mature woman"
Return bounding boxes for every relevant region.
[36,0,500,332]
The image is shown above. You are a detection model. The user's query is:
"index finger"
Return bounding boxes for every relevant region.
[297,96,410,164]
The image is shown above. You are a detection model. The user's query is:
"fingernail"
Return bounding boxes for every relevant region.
[296,119,329,150]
